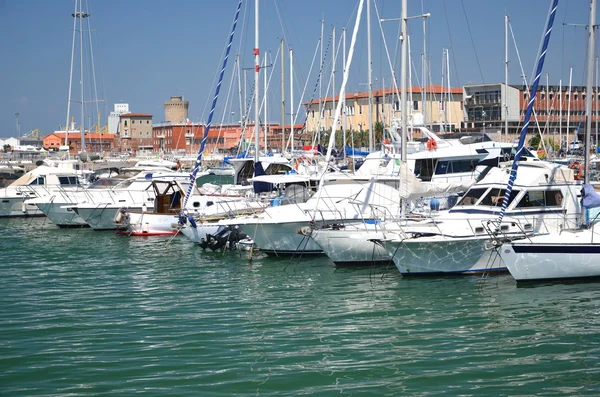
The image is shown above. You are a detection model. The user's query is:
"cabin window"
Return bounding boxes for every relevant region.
[58,176,79,186]
[435,160,476,175]
[193,202,200,208]
[414,159,436,182]
[206,201,214,207]
[456,188,488,206]
[31,176,45,185]
[479,188,520,207]
[517,190,563,208]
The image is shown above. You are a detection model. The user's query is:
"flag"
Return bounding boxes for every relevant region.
[186,118,192,125]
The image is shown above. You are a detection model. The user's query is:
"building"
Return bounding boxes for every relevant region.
[153,121,205,153]
[152,122,280,154]
[164,96,189,124]
[0,137,20,150]
[118,113,153,153]
[463,83,600,147]
[42,132,115,153]
[108,103,130,135]
[305,85,465,136]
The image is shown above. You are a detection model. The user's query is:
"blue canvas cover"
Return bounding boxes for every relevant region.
[582,184,600,209]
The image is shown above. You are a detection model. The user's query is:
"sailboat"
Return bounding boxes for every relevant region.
[498,0,600,281]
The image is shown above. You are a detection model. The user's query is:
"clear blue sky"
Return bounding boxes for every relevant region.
[0,0,594,138]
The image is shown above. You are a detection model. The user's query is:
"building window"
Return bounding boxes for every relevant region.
[413,101,419,110]
[147,120,150,124]
[132,120,135,124]
[124,120,128,127]
[359,105,362,115]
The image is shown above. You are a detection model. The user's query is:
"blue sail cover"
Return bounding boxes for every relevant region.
[582,184,600,209]
[253,162,273,193]
[345,146,369,157]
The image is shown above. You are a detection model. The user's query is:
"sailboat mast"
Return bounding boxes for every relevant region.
[343,28,347,153]
[584,0,596,183]
[367,0,374,151]
[254,0,260,162]
[401,0,408,163]
[65,0,78,153]
[281,39,285,153]
[290,48,294,153]
[78,0,86,153]
[505,14,509,142]
[567,67,572,152]
[264,53,268,151]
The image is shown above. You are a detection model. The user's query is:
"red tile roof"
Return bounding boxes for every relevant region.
[46,132,115,140]
[304,85,463,105]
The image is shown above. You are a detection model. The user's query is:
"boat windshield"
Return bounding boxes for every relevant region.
[479,187,520,207]
[456,188,488,206]
[87,178,127,189]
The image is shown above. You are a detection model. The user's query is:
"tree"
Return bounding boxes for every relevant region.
[374,121,385,143]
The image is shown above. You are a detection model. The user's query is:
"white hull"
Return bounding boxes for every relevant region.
[180,223,224,243]
[243,221,322,255]
[383,236,505,275]
[0,196,42,217]
[501,230,600,281]
[42,202,87,227]
[74,204,142,230]
[308,226,392,265]
[118,211,180,236]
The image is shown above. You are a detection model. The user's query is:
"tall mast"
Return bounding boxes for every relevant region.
[65,0,79,154]
[290,48,294,154]
[594,56,600,154]
[367,0,374,151]
[422,10,427,125]
[254,0,260,162]
[264,53,268,151]
[343,28,347,154]
[446,48,451,129]
[504,14,509,142]
[401,0,407,161]
[78,0,86,153]
[332,26,336,136]
[281,39,285,153]
[559,78,562,153]
[567,67,573,152]
[237,53,243,128]
[584,0,596,183]
[400,0,408,217]
[319,19,324,145]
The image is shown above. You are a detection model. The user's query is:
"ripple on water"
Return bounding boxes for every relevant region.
[1,218,600,396]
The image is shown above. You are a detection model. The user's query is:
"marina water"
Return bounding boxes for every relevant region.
[1,218,600,396]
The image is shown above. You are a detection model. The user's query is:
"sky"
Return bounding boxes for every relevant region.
[0,0,595,138]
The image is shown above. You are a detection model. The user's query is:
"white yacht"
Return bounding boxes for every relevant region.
[26,168,186,228]
[374,161,581,275]
[0,164,91,218]
[117,179,264,236]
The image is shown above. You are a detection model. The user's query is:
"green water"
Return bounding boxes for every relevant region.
[1,217,600,396]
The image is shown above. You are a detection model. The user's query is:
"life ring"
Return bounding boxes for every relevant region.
[569,161,584,180]
[383,138,390,145]
[426,138,437,151]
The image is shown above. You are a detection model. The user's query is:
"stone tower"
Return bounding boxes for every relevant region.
[164,96,189,123]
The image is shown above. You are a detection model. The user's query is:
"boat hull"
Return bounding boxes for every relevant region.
[308,227,392,266]
[384,237,506,275]
[242,221,323,255]
[118,212,180,236]
[0,196,43,217]
[501,230,600,281]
